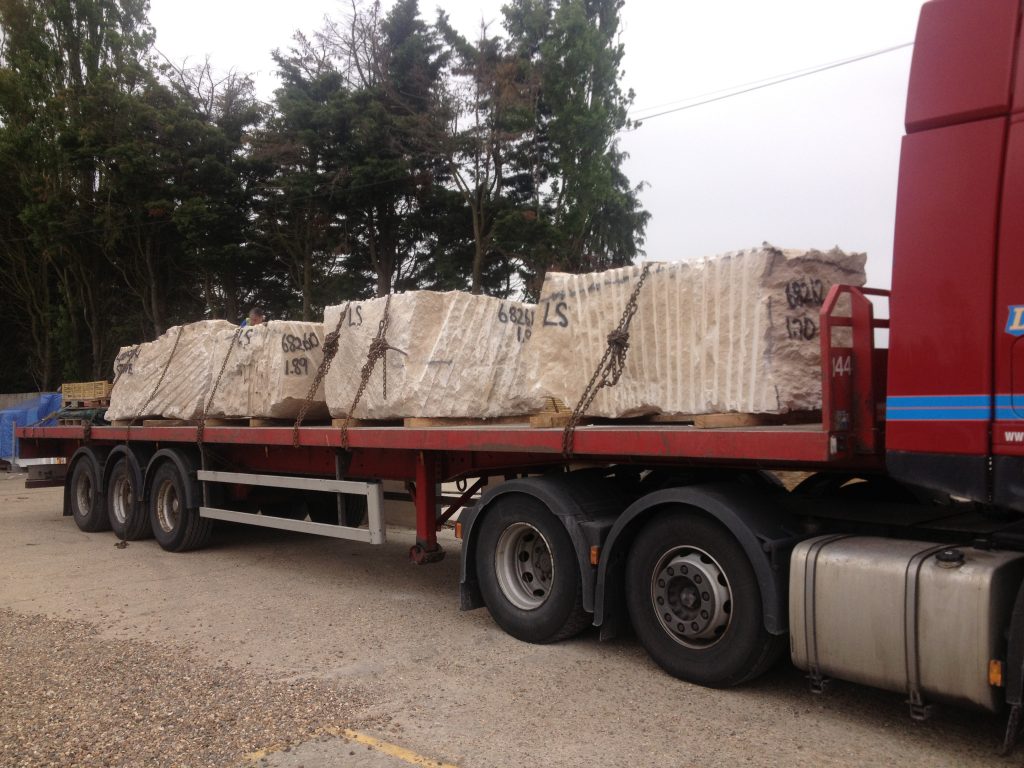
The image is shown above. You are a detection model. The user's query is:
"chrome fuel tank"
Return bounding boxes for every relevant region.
[790,536,1024,711]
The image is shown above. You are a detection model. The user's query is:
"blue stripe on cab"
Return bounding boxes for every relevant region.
[885,394,992,421]
[886,395,992,408]
[886,408,991,421]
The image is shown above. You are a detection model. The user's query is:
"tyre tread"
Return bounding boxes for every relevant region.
[476,495,591,644]
[625,510,783,688]
[149,459,211,553]
[70,456,110,533]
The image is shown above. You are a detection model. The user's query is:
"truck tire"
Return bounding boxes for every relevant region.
[792,472,918,502]
[306,492,368,527]
[106,457,152,540]
[69,453,109,532]
[148,461,212,552]
[475,495,591,643]
[625,510,784,688]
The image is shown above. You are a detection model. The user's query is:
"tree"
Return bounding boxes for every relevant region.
[254,33,354,320]
[0,0,157,376]
[0,133,56,389]
[329,0,452,297]
[163,59,268,322]
[502,0,649,295]
[436,15,535,295]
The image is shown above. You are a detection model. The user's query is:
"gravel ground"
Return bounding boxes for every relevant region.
[0,609,383,767]
[0,474,1014,767]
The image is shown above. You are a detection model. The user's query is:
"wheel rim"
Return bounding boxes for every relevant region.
[494,522,554,610]
[650,545,732,648]
[111,472,132,525]
[155,478,181,534]
[75,469,93,515]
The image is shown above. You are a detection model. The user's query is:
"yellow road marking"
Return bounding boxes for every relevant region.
[338,729,459,767]
[244,727,458,767]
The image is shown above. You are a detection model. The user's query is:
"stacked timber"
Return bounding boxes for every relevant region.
[323,291,543,419]
[523,246,866,418]
[105,320,328,422]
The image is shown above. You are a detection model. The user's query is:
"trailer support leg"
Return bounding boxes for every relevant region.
[410,451,445,564]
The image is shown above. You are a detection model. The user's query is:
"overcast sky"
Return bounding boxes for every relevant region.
[148,0,929,288]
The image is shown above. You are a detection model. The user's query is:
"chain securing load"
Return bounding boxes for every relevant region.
[196,325,244,447]
[291,294,405,449]
[292,303,350,448]
[561,262,652,457]
[126,325,184,442]
[339,293,405,449]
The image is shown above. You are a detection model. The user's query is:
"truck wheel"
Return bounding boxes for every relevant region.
[307,492,368,527]
[106,458,152,540]
[148,461,212,552]
[475,495,590,643]
[626,511,783,687]
[793,472,919,503]
[69,454,109,532]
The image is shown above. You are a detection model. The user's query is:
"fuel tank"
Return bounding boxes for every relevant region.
[790,535,1024,711]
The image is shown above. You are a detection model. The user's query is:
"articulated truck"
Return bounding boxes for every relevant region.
[18,0,1024,747]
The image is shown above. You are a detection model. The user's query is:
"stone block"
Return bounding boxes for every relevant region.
[248,321,329,419]
[106,320,328,421]
[525,246,867,418]
[106,320,237,421]
[323,291,542,419]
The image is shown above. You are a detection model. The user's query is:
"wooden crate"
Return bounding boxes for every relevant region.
[62,380,113,406]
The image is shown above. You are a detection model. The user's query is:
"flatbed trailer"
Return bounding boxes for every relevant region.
[14,418,873,545]
[14,279,886,558]
[16,0,1024,749]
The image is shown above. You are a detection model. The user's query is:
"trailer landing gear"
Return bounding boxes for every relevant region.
[410,543,446,564]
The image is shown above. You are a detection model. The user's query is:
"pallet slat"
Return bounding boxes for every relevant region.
[403,416,528,428]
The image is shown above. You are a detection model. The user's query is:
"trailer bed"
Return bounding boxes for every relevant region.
[16,421,876,469]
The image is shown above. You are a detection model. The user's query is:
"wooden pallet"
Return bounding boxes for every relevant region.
[403,415,530,428]
[62,380,113,403]
[643,410,821,429]
[62,398,110,409]
[331,417,403,428]
[250,417,331,427]
[138,417,248,428]
[527,397,580,428]
[109,416,329,428]
[107,409,820,431]
[110,418,196,427]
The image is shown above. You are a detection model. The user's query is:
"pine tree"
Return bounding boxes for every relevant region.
[501,0,649,295]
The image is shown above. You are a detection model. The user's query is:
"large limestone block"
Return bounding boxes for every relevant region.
[202,323,262,418]
[248,321,329,419]
[525,246,866,418]
[323,291,542,419]
[107,320,329,421]
[106,320,237,421]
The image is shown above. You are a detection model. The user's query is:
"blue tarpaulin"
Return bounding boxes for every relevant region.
[0,393,61,461]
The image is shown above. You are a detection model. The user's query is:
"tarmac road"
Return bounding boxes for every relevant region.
[0,471,1012,767]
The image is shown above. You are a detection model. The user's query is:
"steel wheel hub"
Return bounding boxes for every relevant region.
[155,480,181,534]
[75,471,93,515]
[651,546,732,648]
[494,522,554,610]
[111,474,132,525]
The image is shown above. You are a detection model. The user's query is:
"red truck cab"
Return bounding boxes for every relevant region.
[886,0,1024,507]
